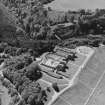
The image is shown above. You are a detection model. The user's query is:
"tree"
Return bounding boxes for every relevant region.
[21,82,45,104]
[67,53,77,61]
[92,40,100,47]
[17,76,31,94]
[16,48,27,56]
[12,72,24,89]
[12,95,20,104]
[18,99,26,105]
[27,95,35,105]
[4,46,17,56]
[15,62,25,70]
[86,9,92,15]
[79,9,85,15]
[0,42,8,53]
[52,83,59,92]
[26,63,42,81]
[95,8,100,14]
[3,70,14,83]
[0,98,1,105]
[56,65,64,72]
[70,15,75,23]
[8,88,18,97]
[23,56,33,67]
[0,58,4,65]
[48,7,52,11]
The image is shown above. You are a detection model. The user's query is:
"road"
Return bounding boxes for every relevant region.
[52,46,105,105]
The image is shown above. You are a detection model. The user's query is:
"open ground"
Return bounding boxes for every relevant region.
[52,46,105,105]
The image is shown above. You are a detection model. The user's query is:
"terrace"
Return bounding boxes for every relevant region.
[38,46,93,81]
[40,47,75,72]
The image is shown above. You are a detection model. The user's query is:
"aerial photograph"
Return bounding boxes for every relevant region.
[0,0,105,105]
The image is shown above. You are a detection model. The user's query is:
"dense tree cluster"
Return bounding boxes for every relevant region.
[1,0,105,52]
[0,41,48,105]
[0,0,60,54]
[1,0,105,45]
[0,0,52,39]
[58,34,105,49]
[3,59,47,105]
[0,41,40,65]
[0,42,28,56]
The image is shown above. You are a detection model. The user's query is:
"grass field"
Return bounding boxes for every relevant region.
[60,81,91,105]
[66,62,80,79]
[52,46,105,105]
[86,73,105,105]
